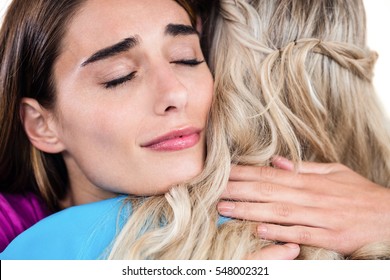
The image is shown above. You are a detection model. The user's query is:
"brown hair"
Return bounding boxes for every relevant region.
[0,0,202,212]
[0,0,88,211]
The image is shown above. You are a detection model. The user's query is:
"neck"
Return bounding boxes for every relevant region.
[59,156,117,209]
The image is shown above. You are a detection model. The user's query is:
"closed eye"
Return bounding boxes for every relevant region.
[102,72,137,89]
[171,59,205,66]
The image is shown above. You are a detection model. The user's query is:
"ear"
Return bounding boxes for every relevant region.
[20,98,65,154]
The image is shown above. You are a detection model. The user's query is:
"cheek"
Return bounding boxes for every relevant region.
[60,105,112,139]
[56,99,142,155]
[196,73,214,117]
[55,103,145,192]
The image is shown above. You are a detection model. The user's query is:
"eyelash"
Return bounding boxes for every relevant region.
[103,72,137,89]
[102,59,204,89]
[171,58,205,67]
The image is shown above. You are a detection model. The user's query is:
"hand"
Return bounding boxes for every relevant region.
[246,243,300,260]
[218,157,390,255]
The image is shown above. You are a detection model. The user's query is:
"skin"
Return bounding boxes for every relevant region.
[21,0,213,206]
[20,0,298,259]
[219,157,390,255]
[247,242,300,260]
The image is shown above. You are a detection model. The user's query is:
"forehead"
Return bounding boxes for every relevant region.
[62,0,192,57]
[70,0,191,30]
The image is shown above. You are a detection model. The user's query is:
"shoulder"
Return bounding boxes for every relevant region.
[217,215,232,226]
[0,196,131,259]
[0,192,51,252]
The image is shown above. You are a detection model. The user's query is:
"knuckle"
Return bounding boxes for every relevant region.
[258,166,276,179]
[259,183,277,196]
[273,202,291,217]
[298,230,312,243]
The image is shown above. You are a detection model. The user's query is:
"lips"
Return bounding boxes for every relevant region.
[141,127,202,151]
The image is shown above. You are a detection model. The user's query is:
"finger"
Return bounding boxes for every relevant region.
[272,156,346,175]
[217,201,326,228]
[221,181,315,206]
[256,224,334,250]
[298,161,343,174]
[246,243,300,260]
[271,156,295,171]
[230,165,303,188]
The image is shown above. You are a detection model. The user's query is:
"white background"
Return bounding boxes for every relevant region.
[0,0,389,117]
[2,260,390,280]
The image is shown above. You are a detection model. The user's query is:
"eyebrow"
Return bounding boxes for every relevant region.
[164,23,198,37]
[81,24,198,67]
[81,37,139,67]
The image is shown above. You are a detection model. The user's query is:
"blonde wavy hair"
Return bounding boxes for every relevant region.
[108,0,390,259]
[207,0,390,259]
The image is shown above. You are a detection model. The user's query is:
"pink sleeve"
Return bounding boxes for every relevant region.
[0,192,51,252]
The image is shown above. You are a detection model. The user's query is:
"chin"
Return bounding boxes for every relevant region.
[176,159,204,180]
[154,162,204,193]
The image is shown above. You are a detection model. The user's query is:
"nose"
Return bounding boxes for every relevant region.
[151,65,189,115]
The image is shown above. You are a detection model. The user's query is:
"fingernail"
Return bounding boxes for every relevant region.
[284,243,300,250]
[272,156,294,170]
[217,201,235,214]
[257,225,268,238]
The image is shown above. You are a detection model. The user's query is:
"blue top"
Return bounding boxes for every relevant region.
[0,196,231,260]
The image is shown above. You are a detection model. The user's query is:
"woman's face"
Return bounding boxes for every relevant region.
[52,0,213,201]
